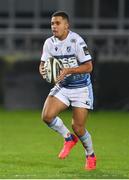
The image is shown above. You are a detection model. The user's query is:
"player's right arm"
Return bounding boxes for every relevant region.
[39,39,51,79]
[39,61,46,79]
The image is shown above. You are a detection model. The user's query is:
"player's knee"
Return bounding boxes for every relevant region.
[41,111,53,123]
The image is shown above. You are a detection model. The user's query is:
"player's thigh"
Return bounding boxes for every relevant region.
[72,107,89,126]
[42,95,68,122]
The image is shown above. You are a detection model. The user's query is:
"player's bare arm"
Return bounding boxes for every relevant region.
[39,61,46,79]
[57,60,93,82]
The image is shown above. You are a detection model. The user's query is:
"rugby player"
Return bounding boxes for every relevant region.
[39,11,96,170]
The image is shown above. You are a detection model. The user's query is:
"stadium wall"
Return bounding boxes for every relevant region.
[0,60,129,110]
[1,60,52,109]
[96,62,129,110]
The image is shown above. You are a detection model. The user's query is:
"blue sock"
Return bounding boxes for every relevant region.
[86,153,95,158]
[65,134,74,141]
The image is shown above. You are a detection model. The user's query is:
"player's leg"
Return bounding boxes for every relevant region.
[42,86,78,158]
[70,85,96,170]
[72,107,96,170]
[42,95,67,123]
[72,107,94,155]
[42,95,71,139]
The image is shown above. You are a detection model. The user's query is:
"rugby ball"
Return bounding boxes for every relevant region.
[44,57,63,84]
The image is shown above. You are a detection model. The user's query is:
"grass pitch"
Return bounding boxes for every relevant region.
[0,108,129,179]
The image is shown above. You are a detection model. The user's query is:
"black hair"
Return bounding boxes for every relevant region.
[51,11,69,22]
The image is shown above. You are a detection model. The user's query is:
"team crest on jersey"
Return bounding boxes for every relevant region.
[55,47,58,51]
[66,46,71,52]
[70,39,77,43]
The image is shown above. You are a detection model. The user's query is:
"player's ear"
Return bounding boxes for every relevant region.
[65,22,69,30]
[67,23,69,29]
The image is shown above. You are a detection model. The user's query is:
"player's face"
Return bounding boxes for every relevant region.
[51,16,69,40]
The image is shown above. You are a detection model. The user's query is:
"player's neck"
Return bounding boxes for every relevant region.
[58,30,69,41]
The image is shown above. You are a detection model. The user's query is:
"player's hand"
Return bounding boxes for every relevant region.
[39,62,46,79]
[56,68,69,83]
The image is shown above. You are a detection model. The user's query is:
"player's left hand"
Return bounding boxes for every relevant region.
[56,68,70,83]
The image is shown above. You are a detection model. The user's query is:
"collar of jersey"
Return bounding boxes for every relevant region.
[55,30,71,43]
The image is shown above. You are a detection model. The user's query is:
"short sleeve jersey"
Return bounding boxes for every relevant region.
[41,31,92,88]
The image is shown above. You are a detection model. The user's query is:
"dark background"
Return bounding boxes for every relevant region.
[0,0,129,110]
